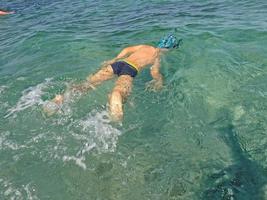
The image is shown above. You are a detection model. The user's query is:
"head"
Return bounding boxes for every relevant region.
[157,34,182,50]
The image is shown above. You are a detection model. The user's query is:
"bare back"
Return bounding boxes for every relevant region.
[122,45,159,71]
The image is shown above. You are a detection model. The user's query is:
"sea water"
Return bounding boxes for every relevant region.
[1,0,267,199]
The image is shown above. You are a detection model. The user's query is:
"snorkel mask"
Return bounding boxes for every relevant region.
[157,34,182,49]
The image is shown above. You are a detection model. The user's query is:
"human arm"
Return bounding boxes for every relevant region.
[146,56,163,91]
[0,10,15,15]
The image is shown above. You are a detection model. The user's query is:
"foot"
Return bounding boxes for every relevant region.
[109,110,123,122]
[109,93,123,122]
[43,95,64,116]
[53,95,64,105]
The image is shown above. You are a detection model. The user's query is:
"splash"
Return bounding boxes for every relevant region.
[78,110,122,153]
[63,110,121,169]
[5,78,52,118]
[0,178,39,200]
[0,131,27,151]
[63,143,96,170]
[0,85,8,95]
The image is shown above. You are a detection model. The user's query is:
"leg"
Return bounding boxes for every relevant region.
[71,65,114,93]
[55,65,114,102]
[109,75,133,121]
[43,65,114,115]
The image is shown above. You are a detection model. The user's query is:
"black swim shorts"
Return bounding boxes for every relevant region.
[111,61,138,78]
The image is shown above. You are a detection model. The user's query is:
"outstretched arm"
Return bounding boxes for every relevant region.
[146,56,163,91]
[0,10,15,15]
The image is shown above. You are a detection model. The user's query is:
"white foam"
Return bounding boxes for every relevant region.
[0,85,8,95]
[233,105,245,121]
[0,178,39,200]
[24,183,38,200]
[3,92,121,170]
[78,110,121,153]
[63,110,121,169]
[5,78,52,118]
[0,131,27,151]
[62,143,96,170]
[16,77,26,81]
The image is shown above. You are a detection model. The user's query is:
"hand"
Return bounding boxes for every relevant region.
[145,79,163,92]
[0,11,15,15]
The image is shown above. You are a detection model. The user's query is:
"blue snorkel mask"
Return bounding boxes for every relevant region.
[157,34,182,49]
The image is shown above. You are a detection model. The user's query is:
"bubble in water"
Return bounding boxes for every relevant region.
[62,110,121,169]
[42,101,61,116]
[233,105,245,121]
[79,110,121,152]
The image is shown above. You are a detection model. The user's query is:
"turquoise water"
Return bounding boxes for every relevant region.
[1,0,267,199]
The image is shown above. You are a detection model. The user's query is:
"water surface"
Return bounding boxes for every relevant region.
[1,0,267,199]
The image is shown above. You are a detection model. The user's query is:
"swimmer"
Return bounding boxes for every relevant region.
[0,10,15,15]
[45,34,182,121]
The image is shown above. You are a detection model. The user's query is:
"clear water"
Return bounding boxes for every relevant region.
[1,0,267,199]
